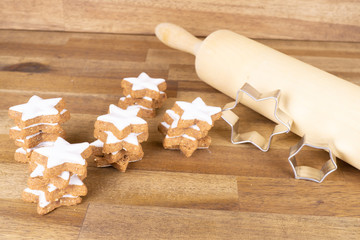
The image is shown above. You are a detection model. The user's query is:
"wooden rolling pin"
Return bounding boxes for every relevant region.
[155,23,360,172]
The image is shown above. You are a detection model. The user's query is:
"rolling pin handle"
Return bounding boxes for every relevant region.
[155,23,202,56]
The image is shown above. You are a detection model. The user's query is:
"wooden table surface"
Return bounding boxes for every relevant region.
[0,29,360,239]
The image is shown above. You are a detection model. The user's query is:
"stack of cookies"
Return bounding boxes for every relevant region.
[8,95,70,163]
[119,72,167,118]
[22,137,91,215]
[158,97,222,157]
[91,104,148,172]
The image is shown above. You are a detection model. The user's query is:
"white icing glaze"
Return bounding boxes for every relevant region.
[182,134,196,141]
[11,122,59,131]
[47,184,57,192]
[30,163,45,178]
[97,104,146,131]
[9,95,62,121]
[25,132,41,139]
[15,132,53,145]
[104,131,120,144]
[166,110,180,128]
[20,142,55,156]
[16,147,26,154]
[24,188,50,208]
[122,133,140,145]
[59,171,70,180]
[120,95,154,102]
[36,141,55,148]
[166,110,200,131]
[62,194,77,198]
[105,131,139,146]
[143,96,152,101]
[11,126,21,131]
[34,137,89,169]
[127,104,152,111]
[69,174,83,186]
[60,109,67,114]
[175,97,221,125]
[161,121,170,129]
[123,72,165,92]
[15,131,42,143]
[165,134,196,141]
[190,125,200,131]
[90,139,104,147]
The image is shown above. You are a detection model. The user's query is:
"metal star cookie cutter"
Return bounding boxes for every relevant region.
[288,136,337,183]
[221,83,293,152]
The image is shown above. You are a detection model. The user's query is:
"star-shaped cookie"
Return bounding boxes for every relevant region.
[94,130,144,154]
[172,97,222,131]
[32,137,91,177]
[121,72,167,100]
[95,104,148,140]
[160,109,208,139]
[9,95,66,127]
[23,187,82,215]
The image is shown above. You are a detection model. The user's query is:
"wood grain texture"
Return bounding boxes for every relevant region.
[1,0,360,41]
[0,198,87,240]
[0,29,359,238]
[237,176,360,217]
[85,168,239,210]
[78,204,360,240]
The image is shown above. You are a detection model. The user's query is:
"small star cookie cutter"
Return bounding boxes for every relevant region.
[288,136,337,183]
[221,83,293,152]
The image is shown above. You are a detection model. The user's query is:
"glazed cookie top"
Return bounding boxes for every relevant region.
[30,162,70,181]
[24,188,51,208]
[123,72,165,91]
[24,188,79,208]
[104,131,140,146]
[175,97,222,125]
[34,137,90,168]
[9,95,62,121]
[68,174,84,186]
[164,109,200,130]
[97,104,147,131]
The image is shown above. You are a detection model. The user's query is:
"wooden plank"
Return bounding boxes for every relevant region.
[0,41,147,62]
[0,163,28,199]
[0,30,359,85]
[146,49,196,65]
[237,176,360,217]
[0,0,65,31]
[168,64,199,81]
[0,163,86,238]
[85,168,239,210]
[1,0,360,41]
[78,203,360,240]
[0,161,239,210]
[0,199,86,239]
[0,55,170,80]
